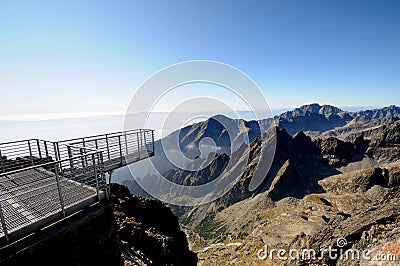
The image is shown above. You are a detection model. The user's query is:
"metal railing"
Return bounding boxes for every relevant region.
[0,139,54,173]
[0,150,104,244]
[0,129,154,173]
[63,129,155,171]
[0,129,154,245]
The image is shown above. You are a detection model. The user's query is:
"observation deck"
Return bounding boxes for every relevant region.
[0,129,154,246]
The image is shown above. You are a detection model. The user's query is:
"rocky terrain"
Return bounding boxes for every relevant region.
[0,155,53,172]
[128,104,400,184]
[164,105,400,265]
[118,104,400,265]
[191,167,400,265]
[110,183,197,266]
[275,104,400,140]
[11,114,395,266]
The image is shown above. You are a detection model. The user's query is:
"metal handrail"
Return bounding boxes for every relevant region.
[0,129,154,173]
[0,150,101,177]
[0,129,154,245]
[0,129,153,146]
[0,149,105,244]
[57,128,154,144]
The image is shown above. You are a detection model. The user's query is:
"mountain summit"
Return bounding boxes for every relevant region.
[279,103,345,119]
[127,104,400,183]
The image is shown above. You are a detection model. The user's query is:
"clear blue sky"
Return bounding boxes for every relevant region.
[1,0,399,120]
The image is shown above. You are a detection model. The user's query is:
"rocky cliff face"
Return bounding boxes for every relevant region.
[115,104,400,265]
[171,118,399,216]
[288,174,400,265]
[367,120,400,162]
[174,127,333,239]
[275,104,352,135]
[110,183,197,266]
[126,104,400,188]
[175,110,400,265]
[195,161,400,265]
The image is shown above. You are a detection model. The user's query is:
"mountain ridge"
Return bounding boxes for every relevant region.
[124,104,400,194]
[115,103,400,265]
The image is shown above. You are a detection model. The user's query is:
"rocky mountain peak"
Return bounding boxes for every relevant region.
[293,130,309,141]
[266,159,301,201]
[317,104,344,116]
[282,103,344,119]
[355,105,400,119]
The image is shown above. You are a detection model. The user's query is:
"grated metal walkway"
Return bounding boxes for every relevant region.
[0,129,154,245]
[0,168,101,236]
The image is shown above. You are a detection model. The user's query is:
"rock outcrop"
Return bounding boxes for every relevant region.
[292,198,400,265]
[319,167,389,194]
[110,183,197,266]
[367,120,400,162]
[116,104,400,265]
[181,114,400,265]
[0,156,53,172]
[267,160,301,201]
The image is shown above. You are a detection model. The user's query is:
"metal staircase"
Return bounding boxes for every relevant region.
[0,129,154,245]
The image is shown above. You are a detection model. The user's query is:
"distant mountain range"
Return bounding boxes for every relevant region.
[119,103,400,265]
[125,104,400,181]
[274,103,400,139]
[122,104,400,208]
[157,103,400,160]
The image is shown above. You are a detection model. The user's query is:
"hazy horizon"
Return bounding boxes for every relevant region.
[0,103,389,122]
[0,103,396,143]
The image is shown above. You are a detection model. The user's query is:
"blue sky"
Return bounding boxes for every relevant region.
[1,0,399,120]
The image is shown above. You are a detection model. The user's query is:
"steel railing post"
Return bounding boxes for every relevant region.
[57,143,61,161]
[98,151,105,188]
[140,130,144,157]
[124,132,128,157]
[37,139,42,160]
[80,148,87,176]
[53,142,58,161]
[44,141,49,161]
[137,132,140,159]
[0,202,10,243]
[151,130,155,154]
[54,164,66,217]
[144,131,147,154]
[54,142,62,171]
[105,134,110,160]
[151,130,154,152]
[67,146,74,169]
[104,171,110,200]
[92,154,101,201]
[118,136,123,165]
[0,150,5,173]
[28,140,34,166]
[99,152,104,171]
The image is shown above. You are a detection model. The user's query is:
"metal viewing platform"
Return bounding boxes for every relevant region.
[0,129,154,246]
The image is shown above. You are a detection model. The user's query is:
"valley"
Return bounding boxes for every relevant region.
[148,104,400,265]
